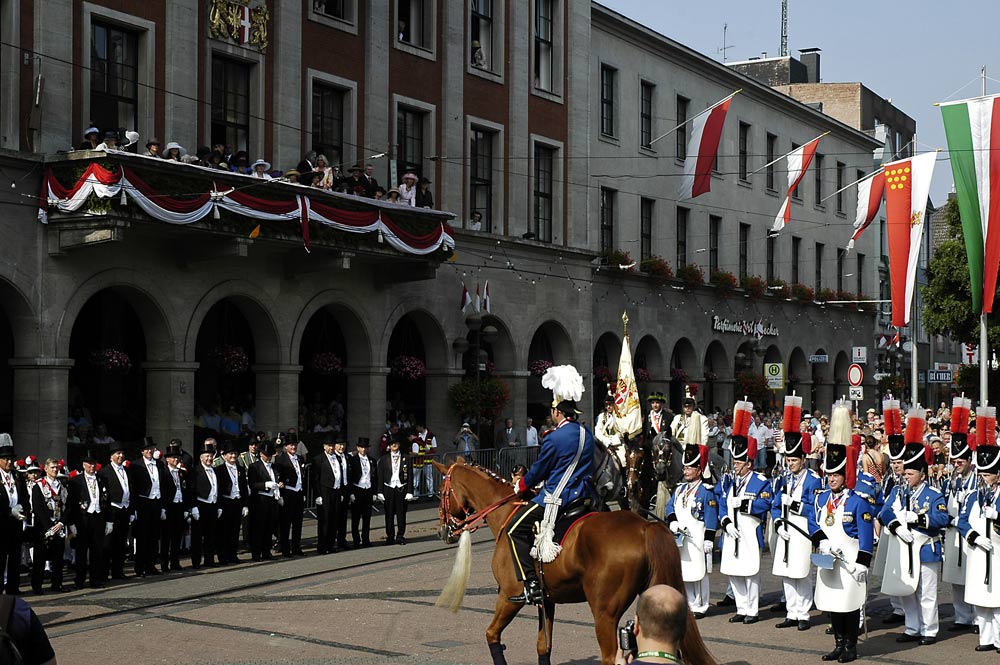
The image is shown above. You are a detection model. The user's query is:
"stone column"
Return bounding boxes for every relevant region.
[9,357,74,461]
[253,364,301,436]
[503,370,530,426]
[143,361,198,446]
[271,0,302,169]
[164,0,199,147]
[33,0,73,153]
[346,366,387,450]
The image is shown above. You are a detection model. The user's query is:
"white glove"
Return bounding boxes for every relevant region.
[129,513,136,524]
[818,540,832,555]
[349,494,355,505]
[104,522,114,536]
[724,523,740,540]
[668,521,681,534]
[902,510,919,523]
[241,506,249,518]
[191,507,200,521]
[217,508,222,519]
[850,563,868,584]
[703,540,714,554]
[160,509,167,521]
[975,535,994,552]
[183,511,190,522]
[375,493,385,503]
[404,493,413,502]
[777,526,790,541]
[265,481,276,490]
[10,504,24,521]
[896,525,914,544]
[315,496,323,506]
[986,507,999,521]
[69,525,78,538]
[781,494,792,507]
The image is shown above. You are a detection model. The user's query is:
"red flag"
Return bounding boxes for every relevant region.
[459,283,472,312]
[677,96,734,200]
[771,136,822,233]
[847,170,885,250]
[884,153,936,326]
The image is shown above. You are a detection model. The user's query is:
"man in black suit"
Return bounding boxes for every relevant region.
[98,442,133,580]
[129,437,166,576]
[169,437,194,472]
[159,443,188,572]
[375,437,413,545]
[348,437,376,548]
[215,441,249,564]
[68,451,108,588]
[313,439,348,553]
[274,437,306,556]
[247,441,282,561]
[31,459,69,593]
[0,433,30,594]
[645,393,674,442]
[189,439,220,568]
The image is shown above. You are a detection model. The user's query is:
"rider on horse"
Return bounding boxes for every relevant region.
[507,364,595,606]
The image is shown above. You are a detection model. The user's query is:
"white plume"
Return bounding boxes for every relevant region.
[828,401,853,446]
[541,365,585,403]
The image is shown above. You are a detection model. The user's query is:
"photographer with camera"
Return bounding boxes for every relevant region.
[615,584,689,665]
[453,422,479,456]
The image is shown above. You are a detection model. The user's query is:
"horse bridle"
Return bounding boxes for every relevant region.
[438,463,523,539]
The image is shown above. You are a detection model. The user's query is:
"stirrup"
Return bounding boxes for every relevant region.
[508,579,543,605]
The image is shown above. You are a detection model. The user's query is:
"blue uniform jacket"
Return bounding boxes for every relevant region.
[810,488,875,566]
[667,481,720,537]
[878,483,949,563]
[522,419,595,508]
[943,472,978,528]
[854,471,883,514]
[958,487,1000,543]
[770,469,823,538]
[719,472,772,549]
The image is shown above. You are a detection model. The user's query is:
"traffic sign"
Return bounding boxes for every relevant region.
[872,372,890,381]
[848,363,864,387]
[765,363,784,390]
[808,354,829,364]
[852,346,867,364]
[927,370,953,383]
[849,386,864,401]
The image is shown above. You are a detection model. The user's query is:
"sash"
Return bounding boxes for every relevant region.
[531,425,585,563]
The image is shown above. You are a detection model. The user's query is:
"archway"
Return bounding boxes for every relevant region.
[669,338,697,410]
[592,331,620,412]
[527,321,574,424]
[385,313,430,429]
[0,309,14,435]
[833,351,851,403]
[456,314,517,444]
[788,347,809,405]
[635,334,664,402]
[702,341,729,412]
[194,300,258,443]
[298,307,351,441]
[68,290,148,463]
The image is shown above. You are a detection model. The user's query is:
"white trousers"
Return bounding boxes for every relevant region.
[889,595,903,614]
[782,576,813,621]
[899,562,939,637]
[685,577,710,614]
[952,584,975,625]
[730,574,760,617]
[977,606,1000,647]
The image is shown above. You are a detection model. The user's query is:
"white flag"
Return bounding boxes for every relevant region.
[613,331,642,438]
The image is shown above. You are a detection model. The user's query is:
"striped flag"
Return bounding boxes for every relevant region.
[884,152,936,326]
[677,94,736,201]
[940,94,1000,313]
[483,280,491,313]
[459,283,472,312]
[771,136,823,233]
[474,283,482,312]
[847,170,886,250]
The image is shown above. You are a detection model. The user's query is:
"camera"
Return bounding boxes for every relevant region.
[618,619,637,654]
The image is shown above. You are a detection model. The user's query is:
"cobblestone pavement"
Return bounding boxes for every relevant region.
[34,505,996,664]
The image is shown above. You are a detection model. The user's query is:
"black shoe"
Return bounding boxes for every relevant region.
[825,626,833,635]
[743,616,759,625]
[292,550,306,557]
[918,637,936,646]
[882,613,905,625]
[896,634,920,643]
[397,537,406,545]
[769,602,787,613]
[822,638,844,662]
[775,619,798,629]
[693,612,706,619]
[717,596,736,607]
[948,623,974,632]
[508,579,543,605]
[728,614,746,623]
[147,567,162,575]
[838,641,858,663]
[385,538,396,546]
[975,645,995,652]
[798,620,811,631]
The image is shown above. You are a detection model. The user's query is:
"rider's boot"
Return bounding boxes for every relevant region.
[508,573,543,605]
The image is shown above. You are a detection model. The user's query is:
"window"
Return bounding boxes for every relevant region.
[640,81,654,148]
[837,248,845,292]
[813,153,824,204]
[534,0,553,90]
[91,22,139,134]
[738,122,751,181]
[600,65,616,137]
[791,236,801,284]
[397,0,431,49]
[533,144,554,242]
[396,106,425,180]
[600,188,615,253]
[471,0,493,70]
[738,223,750,280]
[471,128,495,234]
[766,232,776,282]
[790,143,801,200]
[815,242,824,290]
[315,0,352,21]
[676,207,688,268]
[311,83,344,163]
[211,56,251,153]
[836,162,846,213]
[857,254,865,296]
[676,96,689,159]
[640,198,654,260]
[709,215,721,273]
[766,133,777,190]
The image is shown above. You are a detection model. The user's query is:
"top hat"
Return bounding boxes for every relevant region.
[80,449,98,464]
[258,440,275,457]
[356,437,370,448]
[108,440,126,454]
[164,443,182,458]
[200,440,217,456]
[221,439,240,454]
[349,163,363,172]
[103,130,118,141]
[902,442,929,472]
[141,436,156,450]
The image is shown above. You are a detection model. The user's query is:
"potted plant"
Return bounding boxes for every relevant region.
[448,376,512,423]
[670,367,690,383]
[704,370,719,382]
[676,263,705,288]
[735,370,771,406]
[768,277,790,299]
[639,256,674,281]
[602,249,635,273]
[89,348,132,375]
[710,269,738,296]
[741,275,767,299]
[817,287,837,303]
[391,355,427,381]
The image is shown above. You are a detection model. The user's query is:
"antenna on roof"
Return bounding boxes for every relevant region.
[717,23,735,63]
[780,0,788,57]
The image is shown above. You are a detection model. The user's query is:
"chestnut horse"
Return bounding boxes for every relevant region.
[432,459,716,665]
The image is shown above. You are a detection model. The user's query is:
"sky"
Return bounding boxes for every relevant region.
[598,0,1000,205]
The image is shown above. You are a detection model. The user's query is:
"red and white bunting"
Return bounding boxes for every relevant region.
[847,170,886,250]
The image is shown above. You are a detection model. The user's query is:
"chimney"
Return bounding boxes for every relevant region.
[799,48,821,83]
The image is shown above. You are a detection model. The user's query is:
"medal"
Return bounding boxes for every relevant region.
[825,514,835,527]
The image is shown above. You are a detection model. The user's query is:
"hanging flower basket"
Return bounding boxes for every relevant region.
[89,348,132,375]
[309,352,344,376]
[212,344,250,375]
[528,359,553,377]
[670,367,689,383]
[704,371,719,382]
[635,367,652,382]
[391,355,427,381]
[593,365,614,385]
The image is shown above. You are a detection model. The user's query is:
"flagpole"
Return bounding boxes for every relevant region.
[983,67,990,406]
[747,131,830,177]
[911,135,921,410]
[648,90,742,147]
[820,166,884,204]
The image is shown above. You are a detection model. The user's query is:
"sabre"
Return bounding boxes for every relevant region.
[981,477,996,586]
[781,467,792,565]
[901,479,914,577]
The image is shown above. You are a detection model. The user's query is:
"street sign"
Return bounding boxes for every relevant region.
[808,354,829,364]
[962,343,980,365]
[927,369,953,383]
[765,363,784,390]
[872,372,890,381]
[848,364,864,387]
[852,346,867,364]
[849,386,864,401]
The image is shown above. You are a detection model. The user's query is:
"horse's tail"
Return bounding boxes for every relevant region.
[642,523,717,665]
[435,530,472,613]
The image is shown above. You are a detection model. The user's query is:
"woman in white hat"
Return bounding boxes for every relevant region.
[251,159,273,180]
[163,142,187,161]
[398,172,418,207]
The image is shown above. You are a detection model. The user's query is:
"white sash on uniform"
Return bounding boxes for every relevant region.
[963,497,1000,608]
[772,475,813,580]
[674,483,709,582]
[815,499,866,613]
[942,474,974,585]
[721,480,761,576]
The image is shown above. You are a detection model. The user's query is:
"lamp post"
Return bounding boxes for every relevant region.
[464,314,499,441]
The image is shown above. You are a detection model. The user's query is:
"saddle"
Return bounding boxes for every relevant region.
[553,496,597,546]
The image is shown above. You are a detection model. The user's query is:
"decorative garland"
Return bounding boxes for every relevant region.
[39,162,456,256]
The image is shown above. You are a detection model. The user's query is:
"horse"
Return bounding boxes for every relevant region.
[626,431,685,517]
[431,459,716,665]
